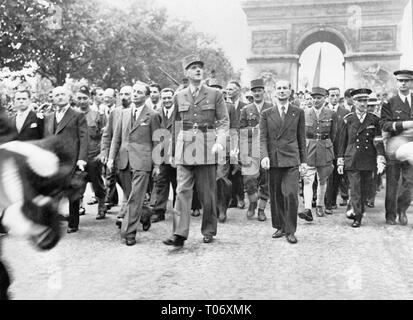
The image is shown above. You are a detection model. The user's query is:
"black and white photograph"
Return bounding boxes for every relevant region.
[1,0,413,305]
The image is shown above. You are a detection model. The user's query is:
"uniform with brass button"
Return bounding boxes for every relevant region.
[338,88,385,228]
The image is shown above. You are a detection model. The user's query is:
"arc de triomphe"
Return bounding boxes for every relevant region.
[242,0,409,92]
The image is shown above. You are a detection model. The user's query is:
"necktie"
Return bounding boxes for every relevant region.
[133,108,138,121]
[281,106,285,122]
[193,87,199,100]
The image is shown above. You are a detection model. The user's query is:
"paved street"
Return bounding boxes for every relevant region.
[3,183,413,300]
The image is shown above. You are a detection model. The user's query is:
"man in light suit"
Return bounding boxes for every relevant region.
[260,80,307,244]
[11,89,44,141]
[43,86,88,233]
[108,82,161,246]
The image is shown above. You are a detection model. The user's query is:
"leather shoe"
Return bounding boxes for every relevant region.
[324,207,333,215]
[399,212,408,226]
[246,202,257,219]
[163,235,185,247]
[218,212,227,223]
[126,238,136,246]
[191,209,201,217]
[340,199,348,206]
[203,235,214,243]
[257,209,266,221]
[352,220,361,228]
[386,219,397,225]
[272,229,285,239]
[237,199,245,209]
[96,213,106,220]
[151,213,165,223]
[142,219,151,232]
[298,209,313,222]
[286,234,297,244]
[67,227,78,234]
[316,206,325,217]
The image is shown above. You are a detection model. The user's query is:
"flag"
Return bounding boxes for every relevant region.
[312,46,322,87]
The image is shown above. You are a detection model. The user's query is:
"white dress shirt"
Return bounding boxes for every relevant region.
[133,104,144,121]
[15,108,31,133]
[329,103,339,113]
[254,101,264,113]
[163,105,174,119]
[277,102,289,118]
[399,92,412,108]
[56,105,70,124]
[356,111,366,123]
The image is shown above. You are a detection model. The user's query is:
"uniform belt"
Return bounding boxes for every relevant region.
[306,133,330,140]
[182,122,214,133]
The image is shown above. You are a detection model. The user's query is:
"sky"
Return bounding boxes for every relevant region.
[102,0,413,89]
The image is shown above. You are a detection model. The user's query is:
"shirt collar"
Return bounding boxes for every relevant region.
[163,105,174,115]
[189,83,202,95]
[399,92,411,104]
[233,98,240,109]
[254,101,264,111]
[57,104,70,114]
[17,107,31,117]
[329,103,338,112]
[277,101,289,114]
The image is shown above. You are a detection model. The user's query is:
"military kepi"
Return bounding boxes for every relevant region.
[351,88,372,100]
[182,54,204,71]
[79,85,90,96]
[393,69,413,80]
[311,87,328,97]
[250,79,265,90]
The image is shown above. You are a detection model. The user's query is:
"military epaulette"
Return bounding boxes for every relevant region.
[343,112,354,123]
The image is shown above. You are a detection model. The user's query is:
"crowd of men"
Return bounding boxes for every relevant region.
[1,53,413,246]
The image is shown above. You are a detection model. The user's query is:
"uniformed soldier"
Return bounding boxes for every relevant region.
[239,79,271,222]
[381,69,413,225]
[163,54,229,247]
[298,87,337,222]
[337,88,385,228]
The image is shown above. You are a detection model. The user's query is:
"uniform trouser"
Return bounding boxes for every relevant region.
[268,167,299,235]
[325,159,349,208]
[347,170,373,222]
[217,158,233,216]
[229,165,244,204]
[367,171,382,204]
[151,163,177,214]
[173,165,217,239]
[303,164,333,210]
[0,260,10,300]
[104,165,119,205]
[385,160,413,221]
[120,169,150,240]
[68,160,105,229]
[242,159,269,210]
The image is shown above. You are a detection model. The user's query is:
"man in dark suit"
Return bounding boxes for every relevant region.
[11,89,43,141]
[239,79,271,222]
[338,88,385,227]
[43,86,88,233]
[226,80,246,209]
[108,82,161,246]
[325,87,350,214]
[260,80,307,244]
[150,88,177,223]
[381,69,413,225]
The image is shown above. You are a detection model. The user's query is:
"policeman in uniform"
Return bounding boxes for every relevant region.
[338,89,385,228]
[381,70,413,225]
[163,55,229,247]
[298,87,337,222]
[239,79,271,222]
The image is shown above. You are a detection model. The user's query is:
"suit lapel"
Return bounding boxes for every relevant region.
[131,105,150,133]
[194,85,207,105]
[279,104,297,136]
[19,111,34,133]
[56,107,75,134]
[268,106,283,137]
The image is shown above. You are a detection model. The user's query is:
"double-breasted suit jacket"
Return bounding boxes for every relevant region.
[381,94,413,141]
[11,110,44,141]
[172,84,229,165]
[260,103,307,168]
[304,107,337,167]
[338,112,384,171]
[109,105,161,172]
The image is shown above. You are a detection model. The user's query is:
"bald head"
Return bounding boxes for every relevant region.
[52,86,71,108]
[103,88,116,106]
[119,86,133,108]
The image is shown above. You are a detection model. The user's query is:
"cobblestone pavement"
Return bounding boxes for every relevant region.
[3,184,413,300]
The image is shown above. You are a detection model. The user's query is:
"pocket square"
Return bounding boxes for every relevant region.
[30,123,38,128]
[140,122,149,126]
[366,125,375,129]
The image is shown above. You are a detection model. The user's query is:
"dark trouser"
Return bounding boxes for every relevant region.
[104,165,119,205]
[367,170,382,204]
[325,159,349,208]
[217,159,233,216]
[347,170,372,222]
[385,160,413,222]
[191,185,202,210]
[268,167,299,235]
[229,164,244,204]
[173,165,217,239]
[118,167,133,219]
[120,169,150,240]
[0,260,10,300]
[151,163,177,214]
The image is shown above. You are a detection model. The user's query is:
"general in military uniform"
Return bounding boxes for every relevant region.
[298,87,337,222]
[380,70,413,226]
[163,55,229,247]
[338,89,385,228]
[239,79,271,222]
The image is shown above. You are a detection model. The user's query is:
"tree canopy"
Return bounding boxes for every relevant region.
[0,0,235,89]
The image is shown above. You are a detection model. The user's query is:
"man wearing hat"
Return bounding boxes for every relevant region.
[344,88,355,112]
[298,87,337,222]
[381,69,413,225]
[163,54,229,247]
[75,86,108,220]
[239,79,271,222]
[338,88,385,228]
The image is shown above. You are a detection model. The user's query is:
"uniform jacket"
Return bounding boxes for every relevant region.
[109,105,161,172]
[43,106,88,168]
[304,107,337,167]
[332,105,350,156]
[83,109,106,160]
[260,103,307,168]
[338,112,384,171]
[11,110,44,141]
[172,84,229,165]
[233,100,246,127]
[380,94,413,138]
